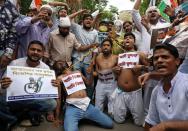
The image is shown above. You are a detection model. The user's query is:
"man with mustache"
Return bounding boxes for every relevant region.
[16,4,54,58]
[137,44,188,131]
[47,17,97,66]
[133,0,171,32]
[70,13,99,98]
[0,40,58,129]
[95,39,118,112]
[121,44,188,130]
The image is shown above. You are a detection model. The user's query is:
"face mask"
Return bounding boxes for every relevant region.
[99,26,108,32]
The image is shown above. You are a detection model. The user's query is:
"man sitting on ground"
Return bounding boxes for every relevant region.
[0,40,59,127]
[56,61,113,131]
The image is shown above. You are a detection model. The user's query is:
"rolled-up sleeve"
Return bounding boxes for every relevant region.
[16,17,32,35]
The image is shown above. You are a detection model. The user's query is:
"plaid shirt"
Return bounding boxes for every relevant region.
[0,0,18,56]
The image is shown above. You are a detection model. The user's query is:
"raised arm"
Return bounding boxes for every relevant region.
[48,1,68,8]
[69,9,87,20]
[132,0,151,51]
[134,0,142,10]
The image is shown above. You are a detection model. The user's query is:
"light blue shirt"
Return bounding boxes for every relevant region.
[71,22,99,64]
[145,71,188,126]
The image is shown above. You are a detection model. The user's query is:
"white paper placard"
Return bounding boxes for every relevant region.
[118,52,139,68]
[62,72,86,95]
[6,66,58,101]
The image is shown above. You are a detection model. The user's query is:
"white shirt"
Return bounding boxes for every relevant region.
[132,9,151,53]
[8,57,49,69]
[71,22,99,64]
[145,71,188,126]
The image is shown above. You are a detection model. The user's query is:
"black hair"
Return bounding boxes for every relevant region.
[28,40,45,51]
[53,60,69,76]
[101,39,113,47]
[124,32,136,42]
[153,43,179,58]
[58,6,68,15]
[108,21,114,25]
[82,14,93,21]
[123,21,133,27]
[99,21,107,26]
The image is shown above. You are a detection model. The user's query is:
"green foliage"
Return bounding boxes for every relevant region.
[139,0,150,15]
[109,5,118,15]
[139,0,162,15]
[80,0,116,21]
[81,0,108,12]
[81,0,97,12]
[20,0,32,15]
[100,5,118,21]
[101,10,114,21]
[95,0,108,12]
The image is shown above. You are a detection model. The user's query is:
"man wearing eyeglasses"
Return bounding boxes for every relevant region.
[16,4,54,58]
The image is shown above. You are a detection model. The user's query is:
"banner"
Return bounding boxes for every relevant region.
[62,72,86,95]
[98,69,115,82]
[158,0,178,22]
[118,52,139,68]
[150,24,171,49]
[6,66,57,101]
[30,0,42,9]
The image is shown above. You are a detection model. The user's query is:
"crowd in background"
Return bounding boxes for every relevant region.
[0,0,188,131]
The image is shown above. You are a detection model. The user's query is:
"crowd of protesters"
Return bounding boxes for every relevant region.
[0,0,188,131]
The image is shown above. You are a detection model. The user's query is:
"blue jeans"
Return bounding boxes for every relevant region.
[73,58,94,99]
[7,99,57,112]
[64,104,113,131]
[0,95,17,126]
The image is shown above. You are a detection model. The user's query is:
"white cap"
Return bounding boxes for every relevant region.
[40,4,53,14]
[146,6,160,16]
[59,17,71,27]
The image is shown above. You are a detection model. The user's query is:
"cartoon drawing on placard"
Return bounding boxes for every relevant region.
[24,77,43,94]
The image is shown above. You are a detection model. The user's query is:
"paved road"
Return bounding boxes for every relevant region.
[21,120,144,131]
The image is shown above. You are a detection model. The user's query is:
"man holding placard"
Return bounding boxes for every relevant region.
[57,62,113,131]
[0,40,59,128]
[108,32,149,126]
